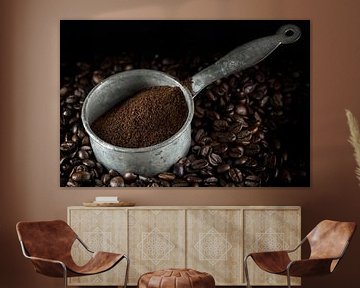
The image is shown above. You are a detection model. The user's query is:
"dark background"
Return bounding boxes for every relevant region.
[61,20,309,63]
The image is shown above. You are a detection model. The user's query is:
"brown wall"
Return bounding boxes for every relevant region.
[1,0,360,287]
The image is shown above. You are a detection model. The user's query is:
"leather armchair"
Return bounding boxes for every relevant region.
[16,220,129,288]
[244,220,356,288]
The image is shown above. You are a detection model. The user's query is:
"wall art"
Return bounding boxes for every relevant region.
[60,20,310,187]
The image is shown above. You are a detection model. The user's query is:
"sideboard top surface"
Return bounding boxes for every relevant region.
[68,205,301,210]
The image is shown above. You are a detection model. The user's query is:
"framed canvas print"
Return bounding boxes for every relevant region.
[60,20,310,187]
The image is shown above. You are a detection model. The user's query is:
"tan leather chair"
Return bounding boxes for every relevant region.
[16,220,129,288]
[244,220,356,288]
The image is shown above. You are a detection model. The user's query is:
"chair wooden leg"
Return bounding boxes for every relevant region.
[244,255,252,288]
[123,255,130,288]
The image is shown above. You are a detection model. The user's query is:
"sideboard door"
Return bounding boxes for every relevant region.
[68,208,128,286]
[128,209,186,284]
[186,209,243,285]
[243,208,301,286]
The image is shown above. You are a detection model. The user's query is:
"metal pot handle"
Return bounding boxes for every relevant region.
[190,24,301,97]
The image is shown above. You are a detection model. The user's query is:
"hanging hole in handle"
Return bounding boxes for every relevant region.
[285,29,295,37]
[276,24,301,44]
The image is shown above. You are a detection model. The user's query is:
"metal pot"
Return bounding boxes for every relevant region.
[82,24,301,176]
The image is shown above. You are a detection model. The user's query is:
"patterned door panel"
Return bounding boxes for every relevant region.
[128,209,186,284]
[187,209,243,285]
[68,208,127,286]
[243,209,301,286]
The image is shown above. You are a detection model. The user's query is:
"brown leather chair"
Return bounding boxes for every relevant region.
[16,220,129,288]
[244,220,356,288]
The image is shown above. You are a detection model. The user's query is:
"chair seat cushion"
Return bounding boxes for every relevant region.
[138,268,215,288]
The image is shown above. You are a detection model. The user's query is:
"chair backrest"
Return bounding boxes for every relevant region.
[307,220,356,262]
[16,220,77,261]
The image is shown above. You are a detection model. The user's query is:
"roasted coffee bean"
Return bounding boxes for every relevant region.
[172,163,185,177]
[110,176,125,187]
[206,90,217,102]
[71,134,80,143]
[82,136,90,146]
[213,119,229,131]
[95,162,104,175]
[245,175,260,186]
[217,164,231,173]
[159,180,171,187]
[92,70,104,84]
[234,156,249,166]
[191,159,209,170]
[185,175,203,183]
[66,179,79,187]
[207,110,221,121]
[74,164,88,172]
[78,150,89,160]
[69,158,81,166]
[94,179,104,187]
[82,159,96,168]
[208,153,222,166]
[71,171,92,182]
[235,104,247,116]
[192,145,201,154]
[244,144,261,156]
[60,141,76,152]
[77,129,86,139]
[243,82,256,94]
[65,95,78,104]
[200,168,214,177]
[229,168,243,183]
[149,182,160,187]
[225,103,234,112]
[123,172,137,183]
[109,169,119,177]
[213,132,236,143]
[158,172,176,181]
[255,71,266,83]
[229,146,244,158]
[195,105,206,118]
[199,136,212,145]
[200,145,212,157]
[212,143,228,154]
[194,129,206,144]
[245,157,258,168]
[230,123,244,134]
[236,130,252,144]
[204,177,218,185]
[172,179,189,187]
[60,86,69,97]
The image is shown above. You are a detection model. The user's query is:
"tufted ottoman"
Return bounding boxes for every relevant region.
[138,268,215,288]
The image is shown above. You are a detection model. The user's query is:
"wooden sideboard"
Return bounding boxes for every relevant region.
[67,206,301,286]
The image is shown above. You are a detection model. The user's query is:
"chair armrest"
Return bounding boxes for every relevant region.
[25,255,68,277]
[285,237,307,253]
[287,258,336,277]
[19,240,67,277]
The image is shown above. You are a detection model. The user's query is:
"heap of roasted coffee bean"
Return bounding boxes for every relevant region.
[60,52,309,187]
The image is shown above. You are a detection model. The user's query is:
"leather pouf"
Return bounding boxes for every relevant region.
[138,268,215,288]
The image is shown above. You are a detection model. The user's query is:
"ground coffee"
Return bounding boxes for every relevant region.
[91,86,188,148]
